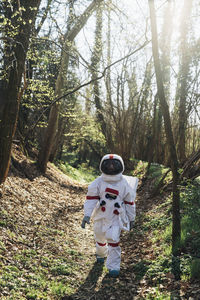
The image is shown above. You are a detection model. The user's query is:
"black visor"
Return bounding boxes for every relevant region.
[101,159,123,175]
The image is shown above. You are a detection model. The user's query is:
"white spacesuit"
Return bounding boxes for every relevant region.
[81,154,138,277]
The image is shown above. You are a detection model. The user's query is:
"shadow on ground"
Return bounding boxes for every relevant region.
[62,261,104,300]
[62,258,139,300]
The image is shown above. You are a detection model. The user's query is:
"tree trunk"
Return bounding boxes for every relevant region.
[105,2,115,151]
[0,0,41,184]
[91,4,103,109]
[155,0,174,164]
[160,0,173,102]
[176,0,193,164]
[148,0,181,260]
[128,60,152,159]
[91,3,108,141]
[49,118,65,162]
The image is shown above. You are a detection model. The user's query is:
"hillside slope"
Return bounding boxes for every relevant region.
[0,145,199,299]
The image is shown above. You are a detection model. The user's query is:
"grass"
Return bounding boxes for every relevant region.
[131,160,148,178]
[145,287,171,300]
[180,183,200,256]
[132,161,200,289]
[0,220,88,299]
[58,161,98,184]
[148,164,170,179]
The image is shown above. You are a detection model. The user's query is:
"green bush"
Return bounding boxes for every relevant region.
[180,184,200,256]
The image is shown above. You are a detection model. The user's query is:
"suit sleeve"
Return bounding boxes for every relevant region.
[124,177,138,222]
[84,178,100,217]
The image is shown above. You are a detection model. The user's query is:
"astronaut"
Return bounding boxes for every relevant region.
[81,154,138,277]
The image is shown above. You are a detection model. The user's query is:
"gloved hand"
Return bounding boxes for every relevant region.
[130,221,135,230]
[81,216,90,228]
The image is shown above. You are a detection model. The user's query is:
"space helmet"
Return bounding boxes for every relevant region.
[99,154,124,175]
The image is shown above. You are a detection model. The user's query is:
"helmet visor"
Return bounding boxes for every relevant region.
[101,159,123,175]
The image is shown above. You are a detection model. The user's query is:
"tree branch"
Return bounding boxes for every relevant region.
[24,39,150,140]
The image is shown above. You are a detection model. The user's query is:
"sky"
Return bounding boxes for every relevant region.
[39,0,200,117]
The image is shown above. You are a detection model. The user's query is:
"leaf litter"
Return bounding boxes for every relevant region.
[0,146,199,299]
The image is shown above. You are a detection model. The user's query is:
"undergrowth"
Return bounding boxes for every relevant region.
[57,161,98,184]
[1,158,199,299]
[131,161,200,298]
[0,217,87,299]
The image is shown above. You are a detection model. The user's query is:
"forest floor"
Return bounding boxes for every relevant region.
[0,144,199,299]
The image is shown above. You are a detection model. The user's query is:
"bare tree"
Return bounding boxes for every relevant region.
[148,0,181,263]
[38,0,103,173]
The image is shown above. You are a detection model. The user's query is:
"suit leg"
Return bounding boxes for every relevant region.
[94,220,107,258]
[106,241,121,271]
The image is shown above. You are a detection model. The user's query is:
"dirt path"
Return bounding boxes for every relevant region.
[65,184,153,300]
